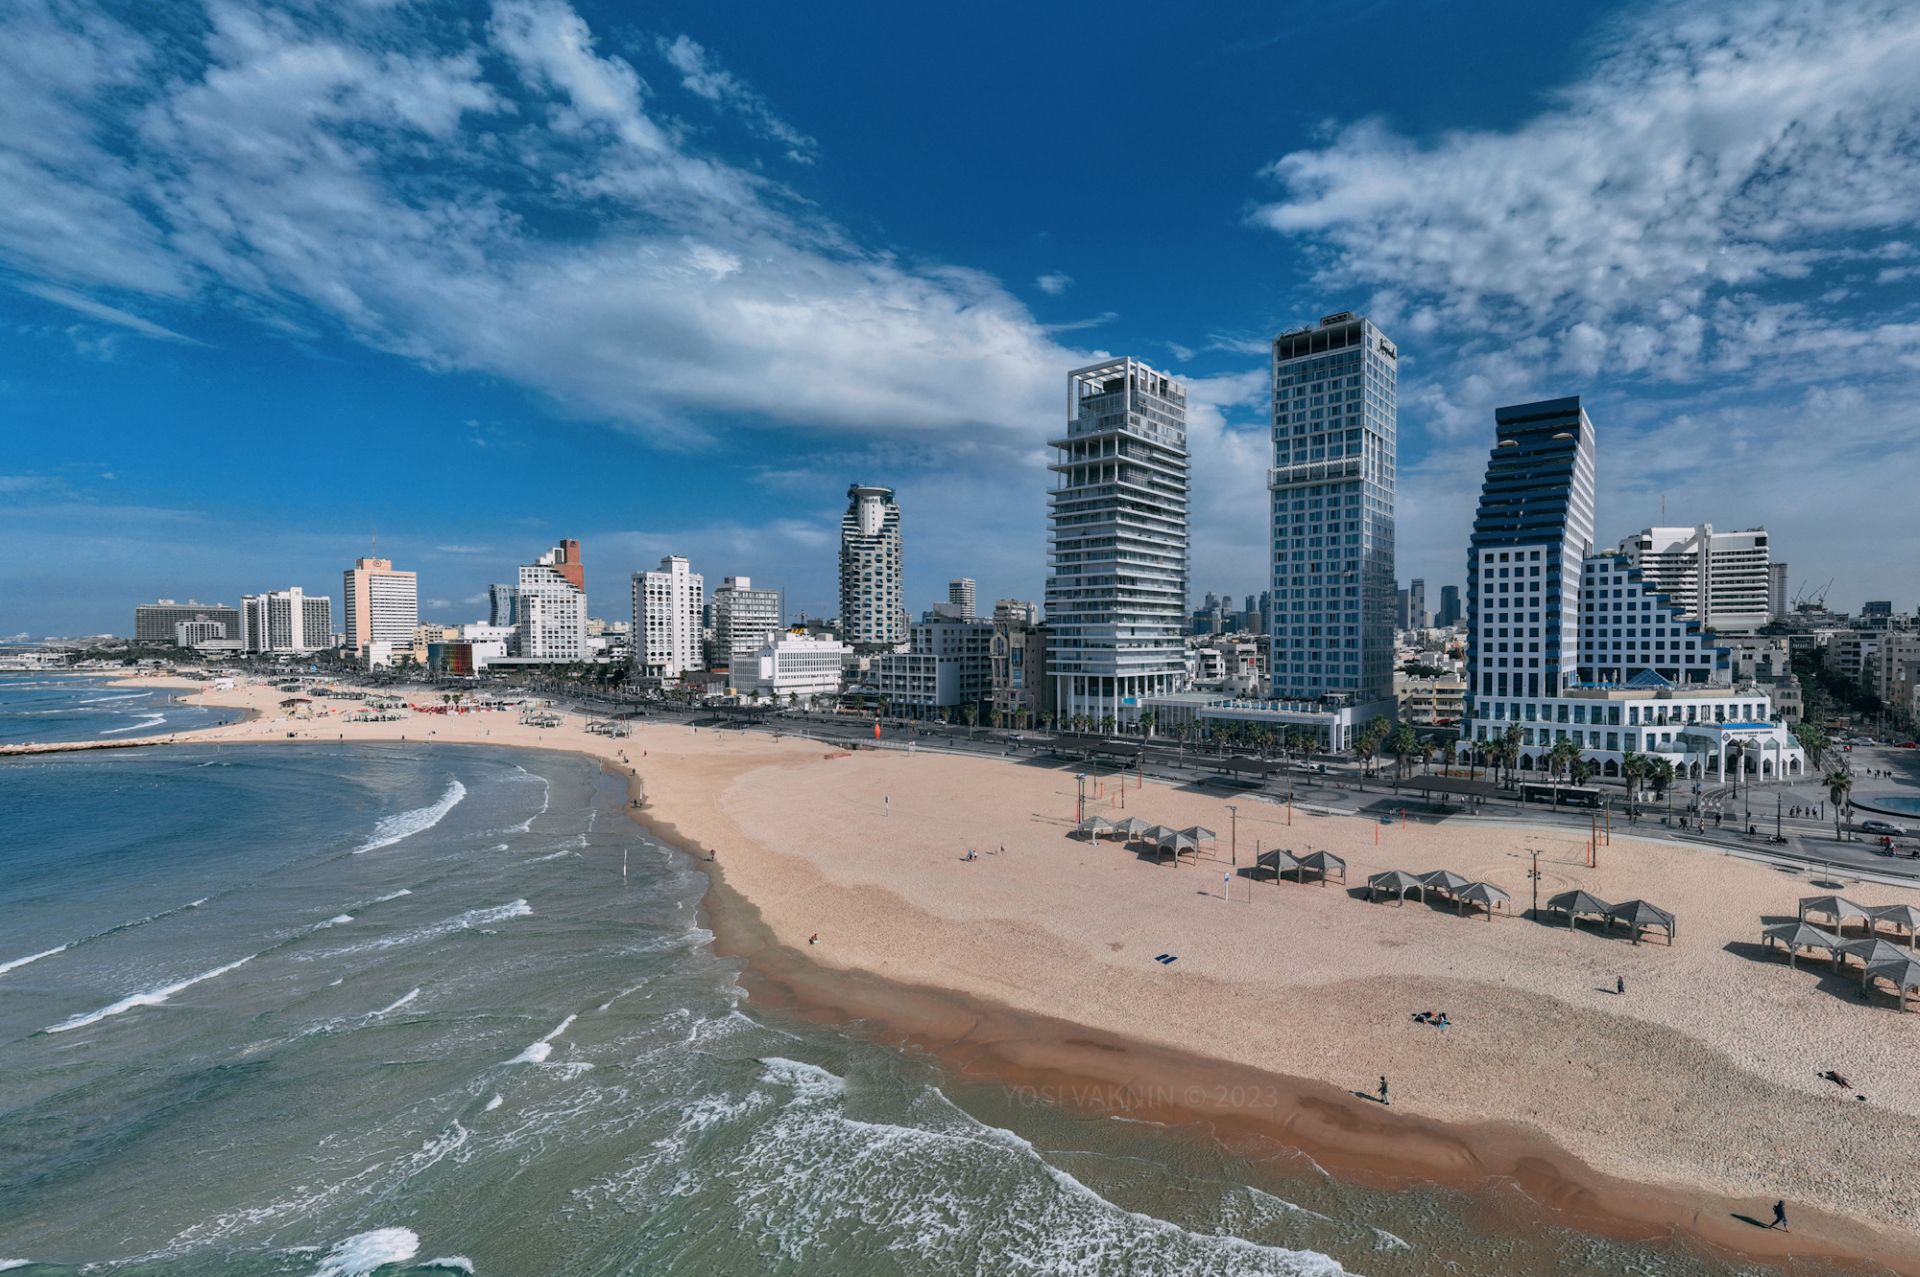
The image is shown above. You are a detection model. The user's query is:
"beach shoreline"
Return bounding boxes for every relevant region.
[10,671,1920,1274]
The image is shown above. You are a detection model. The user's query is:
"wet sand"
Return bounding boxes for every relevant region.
[18,673,1920,1273]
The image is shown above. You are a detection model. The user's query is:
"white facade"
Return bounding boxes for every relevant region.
[1618,525,1776,633]
[840,485,905,650]
[240,588,333,655]
[1046,357,1189,722]
[872,618,992,714]
[947,578,977,621]
[343,556,418,661]
[514,540,587,661]
[712,575,783,665]
[632,555,704,679]
[730,632,849,702]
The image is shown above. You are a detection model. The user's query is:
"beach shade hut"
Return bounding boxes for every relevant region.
[1798,895,1872,935]
[1868,903,1920,949]
[1457,881,1512,921]
[1837,937,1909,972]
[1863,952,1920,1011]
[1760,921,1842,968]
[1180,826,1218,845]
[1545,890,1613,931]
[1156,831,1199,864]
[1256,847,1303,883]
[1299,850,1347,887]
[1113,817,1151,841]
[1076,816,1116,842]
[1367,870,1426,904]
[1140,824,1178,845]
[1417,869,1473,900]
[1605,899,1676,945]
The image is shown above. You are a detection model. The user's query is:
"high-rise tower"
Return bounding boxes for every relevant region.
[839,485,904,651]
[343,556,418,662]
[1046,357,1189,722]
[1268,312,1397,720]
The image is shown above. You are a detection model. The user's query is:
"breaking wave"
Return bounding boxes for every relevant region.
[354,780,467,854]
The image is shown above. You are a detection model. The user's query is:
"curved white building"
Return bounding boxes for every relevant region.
[839,484,904,651]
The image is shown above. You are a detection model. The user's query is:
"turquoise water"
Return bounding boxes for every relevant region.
[0,673,240,744]
[1861,795,1920,817]
[0,741,1815,1276]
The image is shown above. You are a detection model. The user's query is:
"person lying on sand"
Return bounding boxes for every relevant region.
[1411,1011,1433,1023]
[1819,1069,1850,1089]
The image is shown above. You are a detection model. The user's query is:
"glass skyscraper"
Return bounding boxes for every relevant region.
[1268,312,1397,720]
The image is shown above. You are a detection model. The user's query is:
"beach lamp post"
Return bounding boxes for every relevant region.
[1527,848,1542,919]
[1076,772,1088,824]
[1227,804,1238,865]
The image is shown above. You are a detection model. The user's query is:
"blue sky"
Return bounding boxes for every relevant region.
[2,0,1917,636]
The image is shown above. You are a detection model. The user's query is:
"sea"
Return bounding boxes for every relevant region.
[0,713,1813,1274]
[0,674,241,745]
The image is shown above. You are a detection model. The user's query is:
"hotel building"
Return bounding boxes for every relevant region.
[730,631,850,704]
[1617,525,1779,634]
[343,556,419,665]
[240,588,333,655]
[513,539,587,661]
[1460,398,1804,783]
[711,575,783,666]
[947,578,977,622]
[631,555,705,680]
[1045,357,1190,723]
[839,485,905,651]
[134,599,240,645]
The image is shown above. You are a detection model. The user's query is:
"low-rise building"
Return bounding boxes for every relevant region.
[1395,672,1466,726]
[871,617,992,716]
[989,600,1050,727]
[730,632,850,704]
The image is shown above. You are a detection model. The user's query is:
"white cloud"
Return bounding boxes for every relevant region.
[656,33,817,163]
[19,282,202,343]
[1036,271,1072,296]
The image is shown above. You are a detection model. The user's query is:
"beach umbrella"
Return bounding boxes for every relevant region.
[1366,870,1425,904]
[1417,869,1473,898]
[1798,895,1871,934]
[1457,881,1511,921]
[1863,952,1920,1011]
[1299,850,1346,886]
[1761,921,1841,967]
[1867,903,1920,948]
[1545,890,1613,929]
[1605,899,1676,945]
[1181,826,1217,843]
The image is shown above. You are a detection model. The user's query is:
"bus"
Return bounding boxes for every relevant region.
[1519,783,1602,809]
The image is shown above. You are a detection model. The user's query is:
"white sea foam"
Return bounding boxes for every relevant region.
[528,848,577,863]
[99,713,167,735]
[421,1259,474,1274]
[312,914,355,931]
[317,900,531,959]
[354,779,467,854]
[44,954,257,1034]
[80,691,144,704]
[511,769,551,833]
[510,1013,576,1064]
[1371,1227,1410,1251]
[310,1227,418,1277]
[1,1260,34,1271]
[485,1094,504,1112]
[374,988,421,1017]
[371,888,412,902]
[0,943,69,978]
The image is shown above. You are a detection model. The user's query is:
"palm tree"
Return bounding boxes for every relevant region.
[1500,724,1525,788]
[1385,722,1420,784]
[1826,769,1853,841]
[1138,709,1157,740]
[961,702,979,737]
[1353,726,1381,781]
[1621,751,1649,817]
[1099,713,1116,738]
[1547,739,1582,799]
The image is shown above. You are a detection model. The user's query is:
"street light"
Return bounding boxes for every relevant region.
[1227,803,1239,865]
[1076,772,1088,825]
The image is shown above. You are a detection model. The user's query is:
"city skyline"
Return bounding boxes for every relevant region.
[4,1,1920,636]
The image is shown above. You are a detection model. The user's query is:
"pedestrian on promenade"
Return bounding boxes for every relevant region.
[1377,1076,1390,1106]
[1769,1200,1788,1231]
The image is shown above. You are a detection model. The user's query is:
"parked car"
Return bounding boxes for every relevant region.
[1859,818,1909,836]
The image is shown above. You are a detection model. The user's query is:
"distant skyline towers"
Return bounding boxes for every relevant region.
[839,484,905,651]
[632,555,705,679]
[1408,577,1427,630]
[343,555,418,660]
[488,582,518,628]
[1466,397,1597,707]
[1046,356,1190,722]
[1268,311,1397,717]
[1437,583,1462,628]
[514,538,587,660]
[947,577,977,622]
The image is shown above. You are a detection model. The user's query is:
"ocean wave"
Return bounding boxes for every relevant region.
[98,713,167,735]
[310,1227,418,1277]
[0,944,70,979]
[43,953,257,1034]
[79,691,145,704]
[316,900,532,958]
[353,779,467,854]
[510,1013,576,1064]
[421,1260,474,1274]
[485,1094,504,1112]
[311,914,355,932]
[510,768,551,834]
[374,987,421,1017]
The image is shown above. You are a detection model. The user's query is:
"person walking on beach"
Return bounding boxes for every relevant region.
[1616,974,1625,996]
[1769,1200,1788,1231]
[1377,1076,1389,1106]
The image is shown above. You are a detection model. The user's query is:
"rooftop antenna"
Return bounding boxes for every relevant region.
[370,527,378,556]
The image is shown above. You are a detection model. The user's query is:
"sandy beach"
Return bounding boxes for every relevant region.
[16,672,1920,1272]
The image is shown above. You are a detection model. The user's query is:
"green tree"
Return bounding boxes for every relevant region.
[1385,722,1421,783]
[1826,768,1853,841]
[961,702,979,737]
[1138,709,1157,740]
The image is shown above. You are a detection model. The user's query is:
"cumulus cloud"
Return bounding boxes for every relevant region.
[1036,272,1072,296]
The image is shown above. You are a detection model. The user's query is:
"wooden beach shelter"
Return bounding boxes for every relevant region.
[1545,889,1613,931]
[1457,881,1512,921]
[1299,850,1346,887]
[1863,952,1920,1011]
[1417,869,1473,901]
[1076,816,1116,842]
[1798,895,1872,935]
[1868,903,1920,949]
[1366,870,1425,904]
[1604,899,1676,945]
[1761,921,1842,968]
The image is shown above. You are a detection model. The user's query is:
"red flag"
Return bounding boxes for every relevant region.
[873,721,882,740]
